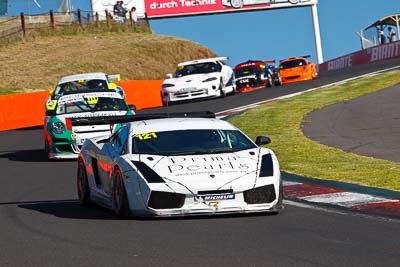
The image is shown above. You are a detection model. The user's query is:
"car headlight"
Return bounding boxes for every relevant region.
[162,83,175,88]
[52,122,65,134]
[202,77,218,83]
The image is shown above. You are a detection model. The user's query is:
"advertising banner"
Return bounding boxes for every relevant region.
[91,0,316,19]
[319,40,400,72]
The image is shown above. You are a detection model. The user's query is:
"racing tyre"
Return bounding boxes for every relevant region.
[230,0,243,9]
[77,159,91,206]
[44,140,50,160]
[266,75,273,88]
[275,75,283,86]
[112,167,130,218]
[219,79,226,98]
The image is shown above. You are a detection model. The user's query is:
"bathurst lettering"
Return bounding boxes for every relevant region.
[370,42,400,62]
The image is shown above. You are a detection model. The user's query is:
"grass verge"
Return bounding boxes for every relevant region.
[229,69,400,191]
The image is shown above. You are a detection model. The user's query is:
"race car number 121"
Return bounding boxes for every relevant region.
[135,132,157,140]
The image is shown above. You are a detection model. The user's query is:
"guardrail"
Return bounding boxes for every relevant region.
[0,80,163,131]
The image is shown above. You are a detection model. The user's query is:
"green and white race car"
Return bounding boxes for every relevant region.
[44,89,135,159]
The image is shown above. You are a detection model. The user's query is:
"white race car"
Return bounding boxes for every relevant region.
[161,57,236,105]
[77,112,282,217]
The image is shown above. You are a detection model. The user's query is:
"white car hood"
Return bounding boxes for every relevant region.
[131,149,266,192]
[163,73,219,91]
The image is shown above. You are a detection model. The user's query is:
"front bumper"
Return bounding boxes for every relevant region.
[162,84,220,103]
[129,184,282,217]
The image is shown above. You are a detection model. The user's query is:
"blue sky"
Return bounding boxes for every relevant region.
[5,0,398,66]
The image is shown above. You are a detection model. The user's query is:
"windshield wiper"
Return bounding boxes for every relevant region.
[167,151,209,156]
[205,148,237,154]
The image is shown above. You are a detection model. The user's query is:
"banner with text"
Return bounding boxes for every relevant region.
[91,0,317,19]
[319,40,400,72]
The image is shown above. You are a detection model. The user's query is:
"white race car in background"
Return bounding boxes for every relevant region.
[77,112,282,217]
[161,57,236,105]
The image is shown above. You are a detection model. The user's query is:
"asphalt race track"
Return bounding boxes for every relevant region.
[1,59,400,266]
[303,83,400,162]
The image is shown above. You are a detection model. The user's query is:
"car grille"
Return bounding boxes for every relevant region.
[148,191,185,209]
[53,138,70,143]
[243,185,276,204]
[173,89,207,98]
[285,75,301,80]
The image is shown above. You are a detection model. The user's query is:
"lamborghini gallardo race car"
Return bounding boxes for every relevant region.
[161,57,236,105]
[77,112,283,217]
[278,55,318,85]
[46,72,125,111]
[234,60,280,92]
[44,89,135,159]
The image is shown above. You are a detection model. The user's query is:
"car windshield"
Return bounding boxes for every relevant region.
[280,59,307,69]
[55,79,108,96]
[174,62,222,77]
[132,129,257,156]
[234,66,263,78]
[55,96,128,115]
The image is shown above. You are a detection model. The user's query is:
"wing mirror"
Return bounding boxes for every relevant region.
[255,136,271,146]
[129,104,136,111]
[166,73,173,79]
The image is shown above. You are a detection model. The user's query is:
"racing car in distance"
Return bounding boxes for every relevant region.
[76,112,283,218]
[46,72,125,111]
[161,57,236,105]
[234,60,281,92]
[44,89,135,159]
[278,55,318,85]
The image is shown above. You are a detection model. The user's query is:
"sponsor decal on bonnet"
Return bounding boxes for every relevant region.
[168,155,250,176]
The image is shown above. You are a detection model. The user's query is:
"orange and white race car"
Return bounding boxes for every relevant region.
[278,56,318,85]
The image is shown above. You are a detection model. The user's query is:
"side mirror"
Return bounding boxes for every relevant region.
[166,73,173,79]
[129,104,136,111]
[255,136,271,146]
[49,89,55,96]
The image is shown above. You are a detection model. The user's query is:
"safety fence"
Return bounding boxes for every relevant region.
[0,80,163,131]
[0,9,149,40]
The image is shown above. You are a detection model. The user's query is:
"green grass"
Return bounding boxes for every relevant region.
[229,70,400,191]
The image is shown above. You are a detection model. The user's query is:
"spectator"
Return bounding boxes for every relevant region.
[379,29,386,44]
[113,1,126,23]
[388,26,397,42]
[113,1,121,17]
[130,6,138,23]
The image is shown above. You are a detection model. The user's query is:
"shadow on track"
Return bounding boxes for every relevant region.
[0,149,73,162]
[14,199,280,221]
[15,199,116,220]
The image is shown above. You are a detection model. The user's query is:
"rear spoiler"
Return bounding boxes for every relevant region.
[279,55,311,63]
[108,74,121,82]
[70,111,216,126]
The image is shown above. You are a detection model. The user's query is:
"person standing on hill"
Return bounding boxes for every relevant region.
[388,27,397,42]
